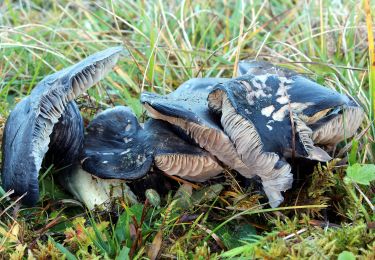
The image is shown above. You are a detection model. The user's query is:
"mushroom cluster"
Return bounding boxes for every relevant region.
[1,47,364,209]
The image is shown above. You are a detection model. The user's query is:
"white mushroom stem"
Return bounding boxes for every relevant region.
[63,166,138,210]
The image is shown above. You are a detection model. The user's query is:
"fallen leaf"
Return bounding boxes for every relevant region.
[147,230,163,260]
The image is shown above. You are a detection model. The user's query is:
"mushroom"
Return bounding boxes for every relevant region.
[55,107,141,210]
[140,78,256,179]
[207,75,335,162]
[60,106,152,210]
[1,47,123,205]
[80,106,222,183]
[65,105,222,209]
[237,60,364,148]
[207,61,364,207]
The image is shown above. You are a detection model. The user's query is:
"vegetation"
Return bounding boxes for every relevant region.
[0,0,374,259]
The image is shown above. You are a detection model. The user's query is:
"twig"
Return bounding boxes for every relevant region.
[336,123,372,158]
[283,228,307,240]
[129,199,150,258]
[160,171,201,189]
[197,224,226,250]
[353,182,375,212]
[0,193,26,219]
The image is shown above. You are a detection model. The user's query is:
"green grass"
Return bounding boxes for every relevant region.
[0,0,374,259]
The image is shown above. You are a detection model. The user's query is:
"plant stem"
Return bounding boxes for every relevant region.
[345,183,371,223]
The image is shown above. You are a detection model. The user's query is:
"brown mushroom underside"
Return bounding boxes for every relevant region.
[143,103,256,178]
[154,154,223,182]
[312,106,364,146]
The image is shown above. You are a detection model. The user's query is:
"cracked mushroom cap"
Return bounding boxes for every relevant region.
[1,46,122,205]
[140,78,255,179]
[144,119,223,182]
[81,106,153,180]
[237,60,364,147]
[208,73,349,206]
[208,62,364,207]
[208,74,334,162]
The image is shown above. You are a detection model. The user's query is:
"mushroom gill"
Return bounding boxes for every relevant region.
[154,154,222,181]
[46,101,84,171]
[141,78,256,179]
[209,88,292,207]
[145,118,223,182]
[311,105,364,146]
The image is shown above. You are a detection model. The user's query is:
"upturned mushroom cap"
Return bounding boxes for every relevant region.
[140,78,255,179]
[81,106,153,180]
[1,47,122,205]
[237,60,364,147]
[144,119,223,181]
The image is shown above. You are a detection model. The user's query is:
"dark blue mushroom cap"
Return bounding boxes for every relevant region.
[1,47,123,205]
[237,60,350,121]
[81,106,153,180]
[209,74,331,159]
